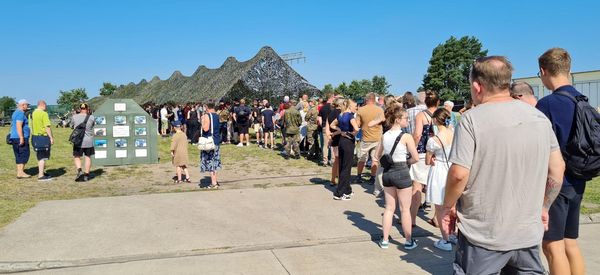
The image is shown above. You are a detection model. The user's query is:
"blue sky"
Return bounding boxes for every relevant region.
[1,0,599,104]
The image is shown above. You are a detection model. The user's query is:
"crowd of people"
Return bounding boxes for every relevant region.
[8,47,595,274]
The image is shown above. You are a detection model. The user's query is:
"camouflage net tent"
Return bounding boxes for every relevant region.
[90,46,319,107]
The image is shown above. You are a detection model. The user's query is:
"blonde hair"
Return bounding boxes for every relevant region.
[333,97,345,110]
[342,98,356,111]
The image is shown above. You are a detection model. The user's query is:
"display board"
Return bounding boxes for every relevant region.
[92,99,159,166]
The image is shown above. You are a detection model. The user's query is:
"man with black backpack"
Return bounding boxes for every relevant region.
[536,48,599,275]
[71,103,95,182]
[233,99,251,147]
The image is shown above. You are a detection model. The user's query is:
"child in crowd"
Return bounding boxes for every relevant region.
[170,121,190,183]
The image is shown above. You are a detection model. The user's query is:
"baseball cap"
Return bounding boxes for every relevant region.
[17,99,29,105]
[283,96,290,103]
[172,121,182,127]
[79,103,89,110]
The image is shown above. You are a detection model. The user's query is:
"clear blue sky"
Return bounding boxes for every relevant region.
[1,0,599,104]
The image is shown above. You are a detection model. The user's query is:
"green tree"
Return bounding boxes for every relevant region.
[346,79,373,100]
[99,82,117,96]
[322,84,334,97]
[372,75,391,95]
[0,96,16,116]
[422,36,488,101]
[57,88,89,109]
[335,82,348,96]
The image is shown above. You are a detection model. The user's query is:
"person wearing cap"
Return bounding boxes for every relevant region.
[170,121,190,183]
[31,100,54,181]
[72,103,95,182]
[9,99,32,178]
[510,81,538,107]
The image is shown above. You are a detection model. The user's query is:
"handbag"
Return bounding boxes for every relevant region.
[30,112,51,150]
[198,113,216,151]
[380,132,404,170]
[69,114,90,146]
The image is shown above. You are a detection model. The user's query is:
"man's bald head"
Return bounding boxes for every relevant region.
[470,56,513,93]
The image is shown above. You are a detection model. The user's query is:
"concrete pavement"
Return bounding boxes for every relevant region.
[0,184,598,274]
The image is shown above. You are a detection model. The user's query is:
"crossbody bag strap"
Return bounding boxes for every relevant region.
[209,113,214,136]
[435,135,450,169]
[389,132,404,156]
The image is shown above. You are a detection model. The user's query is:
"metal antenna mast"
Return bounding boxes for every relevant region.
[281,52,306,64]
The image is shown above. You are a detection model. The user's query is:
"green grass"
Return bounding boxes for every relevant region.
[581,177,600,214]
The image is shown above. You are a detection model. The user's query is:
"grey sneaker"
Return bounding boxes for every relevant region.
[379,239,389,249]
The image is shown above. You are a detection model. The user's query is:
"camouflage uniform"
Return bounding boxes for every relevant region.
[305,106,319,157]
[284,107,302,157]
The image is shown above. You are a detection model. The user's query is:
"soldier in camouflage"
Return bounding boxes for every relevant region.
[305,98,320,159]
[284,100,302,159]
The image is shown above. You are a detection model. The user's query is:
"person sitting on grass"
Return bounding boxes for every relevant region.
[170,121,190,183]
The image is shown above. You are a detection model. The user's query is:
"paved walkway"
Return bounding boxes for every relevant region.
[0,184,598,274]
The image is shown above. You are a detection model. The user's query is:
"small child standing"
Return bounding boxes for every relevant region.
[170,121,190,183]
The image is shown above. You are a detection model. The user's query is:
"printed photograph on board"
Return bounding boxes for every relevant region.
[134,127,147,136]
[94,128,107,136]
[114,115,127,125]
[94,139,108,148]
[135,139,147,148]
[134,116,147,124]
[115,138,128,148]
[95,116,106,125]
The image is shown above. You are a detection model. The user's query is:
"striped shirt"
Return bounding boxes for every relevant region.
[405,104,426,134]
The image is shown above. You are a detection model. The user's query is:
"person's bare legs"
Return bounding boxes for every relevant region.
[410,181,423,226]
[183,167,190,181]
[210,171,218,185]
[176,166,182,181]
[38,159,46,178]
[74,157,82,171]
[398,187,413,242]
[357,161,365,177]
[435,204,448,240]
[84,156,92,174]
[543,240,571,275]
[381,186,397,242]
[16,164,29,177]
[270,132,274,148]
[565,238,585,275]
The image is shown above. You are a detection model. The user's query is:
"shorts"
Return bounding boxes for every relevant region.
[35,147,51,161]
[11,139,30,164]
[543,184,585,241]
[409,154,429,184]
[253,123,262,134]
[454,233,544,274]
[73,146,95,157]
[382,163,412,189]
[263,125,274,133]
[238,123,249,134]
[161,119,168,131]
[358,141,379,162]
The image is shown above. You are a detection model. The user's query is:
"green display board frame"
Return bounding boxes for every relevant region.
[92,99,159,166]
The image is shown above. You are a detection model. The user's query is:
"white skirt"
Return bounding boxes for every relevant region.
[426,160,451,205]
[409,155,429,185]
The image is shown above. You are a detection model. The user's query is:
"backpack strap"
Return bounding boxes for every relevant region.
[555,90,588,103]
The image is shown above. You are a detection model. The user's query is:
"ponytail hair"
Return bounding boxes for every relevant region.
[432,108,451,126]
[384,103,406,127]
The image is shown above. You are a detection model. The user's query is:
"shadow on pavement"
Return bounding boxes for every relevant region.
[398,236,455,274]
[344,210,382,242]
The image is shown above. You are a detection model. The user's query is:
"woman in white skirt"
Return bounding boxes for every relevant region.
[425,108,457,251]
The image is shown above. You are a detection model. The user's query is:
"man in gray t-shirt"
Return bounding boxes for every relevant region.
[441,56,565,274]
[71,103,95,181]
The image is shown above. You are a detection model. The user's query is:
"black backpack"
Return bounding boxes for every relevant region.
[69,114,90,147]
[555,91,600,180]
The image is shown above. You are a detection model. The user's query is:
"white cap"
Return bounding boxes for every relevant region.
[283,96,290,103]
[17,99,29,105]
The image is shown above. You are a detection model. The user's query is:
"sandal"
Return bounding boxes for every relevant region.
[183,178,191,183]
[173,179,181,184]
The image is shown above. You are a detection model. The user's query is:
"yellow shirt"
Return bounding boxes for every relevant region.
[31,109,51,136]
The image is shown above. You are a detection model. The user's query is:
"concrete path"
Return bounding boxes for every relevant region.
[0,184,598,274]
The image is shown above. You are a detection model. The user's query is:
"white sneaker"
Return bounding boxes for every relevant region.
[236,143,244,147]
[434,239,453,251]
[341,194,352,201]
[448,234,458,245]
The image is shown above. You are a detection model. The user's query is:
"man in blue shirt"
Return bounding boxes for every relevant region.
[536,48,586,275]
[9,99,31,178]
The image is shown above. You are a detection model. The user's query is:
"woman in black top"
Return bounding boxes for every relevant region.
[187,106,200,144]
[326,98,344,185]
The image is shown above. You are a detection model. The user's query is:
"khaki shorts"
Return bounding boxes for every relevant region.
[253,123,262,134]
[358,141,379,162]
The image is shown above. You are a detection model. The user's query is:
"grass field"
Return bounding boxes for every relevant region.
[0,126,598,229]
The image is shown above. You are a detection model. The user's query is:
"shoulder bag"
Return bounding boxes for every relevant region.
[198,113,216,151]
[380,132,404,170]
